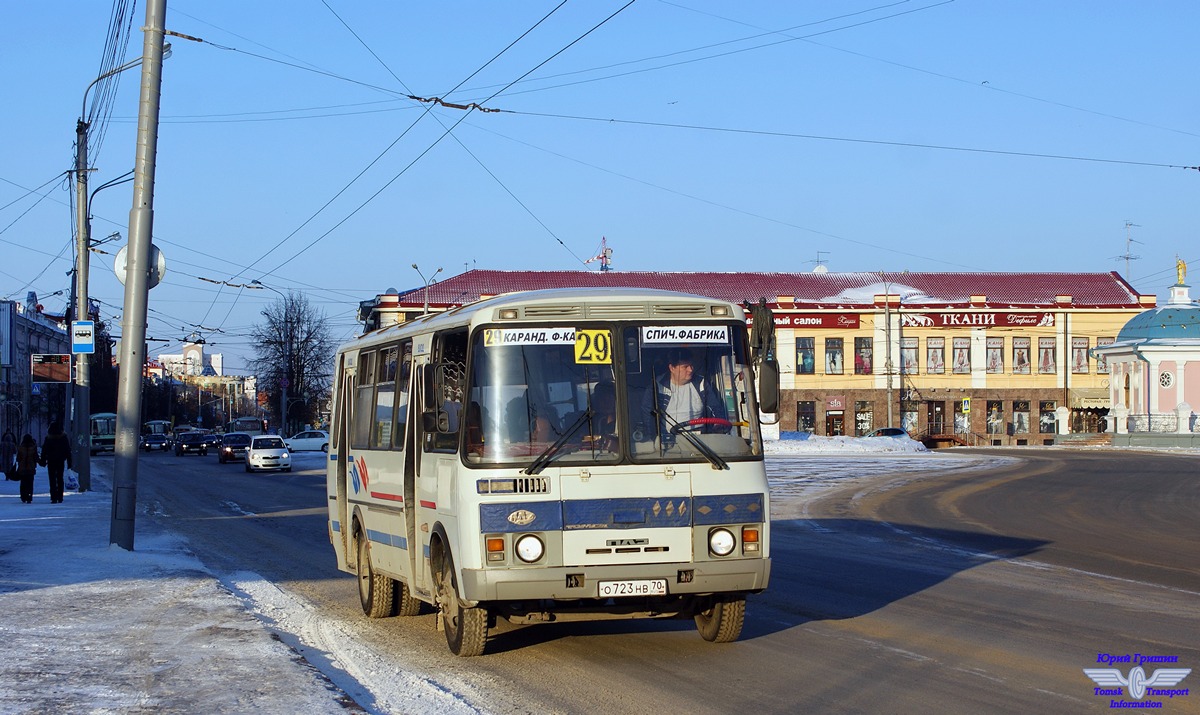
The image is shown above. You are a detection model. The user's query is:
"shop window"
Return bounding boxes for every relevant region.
[926,337,945,374]
[854,337,873,375]
[986,400,1004,435]
[796,337,815,375]
[825,338,844,375]
[900,337,918,374]
[901,402,918,435]
[1039,401,1057,433]
[952,337,971,374]
[854,400,873,436]
[1012,400,1031,434]
[1095,337,1114,373]
[796,401,816,433]
[1071,337,1089,374]
[986,337,1004,374]
[1013,337,1031,374]
[954,400,969,434]
[1038,337,1056,374]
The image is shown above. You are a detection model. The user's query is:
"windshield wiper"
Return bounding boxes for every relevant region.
[653,408,729,470]
[525,409,592,475]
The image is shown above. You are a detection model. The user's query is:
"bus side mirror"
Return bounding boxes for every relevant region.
[757,358,779,414]
[421,365,435,412]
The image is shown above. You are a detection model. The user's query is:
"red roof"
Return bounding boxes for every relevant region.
[401,270,1145,310]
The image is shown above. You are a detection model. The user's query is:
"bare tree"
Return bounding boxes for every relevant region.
[248,292,335,435]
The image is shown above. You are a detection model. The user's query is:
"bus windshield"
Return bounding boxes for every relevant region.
[463,323,760,467]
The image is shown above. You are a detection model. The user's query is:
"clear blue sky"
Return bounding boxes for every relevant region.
[3,1,1197,374]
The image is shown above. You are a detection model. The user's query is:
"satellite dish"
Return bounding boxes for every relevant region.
[813,264,829,274]
[114,244,167,289]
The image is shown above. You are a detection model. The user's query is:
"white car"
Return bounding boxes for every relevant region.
[245,435,292,473]
[285,429,329,453]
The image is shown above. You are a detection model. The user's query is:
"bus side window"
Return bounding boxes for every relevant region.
[427,328,468,451]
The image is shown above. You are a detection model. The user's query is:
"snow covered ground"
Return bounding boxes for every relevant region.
[0,436,1003,714]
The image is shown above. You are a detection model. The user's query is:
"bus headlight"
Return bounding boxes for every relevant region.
[515,534,545,563]
[708,528,736,556]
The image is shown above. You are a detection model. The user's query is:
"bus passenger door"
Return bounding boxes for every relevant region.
[404,364,422,593]
[333,364,353,566]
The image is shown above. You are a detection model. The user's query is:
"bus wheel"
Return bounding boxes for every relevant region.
[436,556,486,656]
[357,534,395,618]
[397,580,422,617]
[694,595,746,643]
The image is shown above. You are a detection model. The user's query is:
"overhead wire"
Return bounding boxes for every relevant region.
[502,111,1200,171]
[464,120,982,270]
[261,0,639,279]
[179,0,583,334]
[318,0,590,267]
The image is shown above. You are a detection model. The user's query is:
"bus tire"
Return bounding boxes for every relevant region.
[357,534,395,618]
[694,595,746,643]
[396,580,422,617]
[436,554,486,656]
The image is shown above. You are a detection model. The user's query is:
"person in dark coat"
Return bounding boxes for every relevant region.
[16,434,39,504]
[40,422,72,504]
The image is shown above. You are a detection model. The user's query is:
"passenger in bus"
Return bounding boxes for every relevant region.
[639,348,727,438]
[465,402,486,455]
[504,393,557,444]
[583,382,618,451]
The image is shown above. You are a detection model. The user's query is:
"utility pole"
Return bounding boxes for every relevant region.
[72,115,93,491]
[111,0,168,550]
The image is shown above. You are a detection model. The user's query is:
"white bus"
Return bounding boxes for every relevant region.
[327,288,776,656]
[227,416,266,436]
[90,412,117,455]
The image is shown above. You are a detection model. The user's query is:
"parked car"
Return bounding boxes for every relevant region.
[175,431,210,456]
[286,429,329,453]
[140,433,171,452]
[217,432,252,464]
[863,427,910,439]
[246,435,291,473]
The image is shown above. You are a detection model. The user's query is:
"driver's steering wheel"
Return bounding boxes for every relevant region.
[669,417,733,434]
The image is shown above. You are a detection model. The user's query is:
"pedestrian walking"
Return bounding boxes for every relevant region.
[41,422,72,504]
[16,434,38,504]
[1,429,16,480]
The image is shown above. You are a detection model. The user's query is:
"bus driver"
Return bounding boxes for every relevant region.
[640,348,727,439]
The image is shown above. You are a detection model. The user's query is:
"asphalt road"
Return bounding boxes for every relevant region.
[124,448,1200,714]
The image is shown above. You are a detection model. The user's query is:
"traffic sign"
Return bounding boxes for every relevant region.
[72,320,96,354]
[962,398,971,413]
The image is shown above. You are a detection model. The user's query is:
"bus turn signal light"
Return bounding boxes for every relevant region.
[486,536,506,562]
[742,527,760,553]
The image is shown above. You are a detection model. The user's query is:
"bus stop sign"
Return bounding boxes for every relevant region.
[72,320,96,354]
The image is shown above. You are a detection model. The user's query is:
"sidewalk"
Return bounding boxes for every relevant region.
[0,464,354,714]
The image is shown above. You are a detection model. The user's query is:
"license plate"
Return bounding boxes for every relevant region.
[597,579,667,597]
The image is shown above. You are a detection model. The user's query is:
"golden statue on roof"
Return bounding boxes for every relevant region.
[1178,257,1187,285]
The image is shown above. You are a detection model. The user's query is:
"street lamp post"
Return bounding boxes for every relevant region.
[251,280,289,435]
[412,263,442,316]
[71,55,153,493]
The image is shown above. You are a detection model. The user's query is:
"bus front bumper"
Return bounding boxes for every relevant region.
[459,557,770,604]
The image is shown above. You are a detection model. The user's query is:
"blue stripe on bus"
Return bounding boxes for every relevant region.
[479,494,765,533]
[563,497,692,530]
[480,501,565,532]
[692,493,765,525]
[366,528,408,550]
